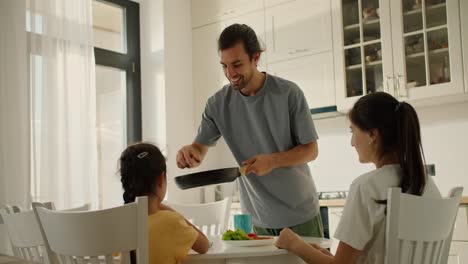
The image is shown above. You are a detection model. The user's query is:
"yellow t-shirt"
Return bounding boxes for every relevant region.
[148,210,198,264]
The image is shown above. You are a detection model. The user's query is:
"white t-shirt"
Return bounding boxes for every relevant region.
[334,164,441,264]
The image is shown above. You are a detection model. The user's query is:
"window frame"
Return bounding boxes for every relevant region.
[94,0,142,144]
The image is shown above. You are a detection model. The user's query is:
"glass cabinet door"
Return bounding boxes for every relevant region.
[342,0,384,98]
[403,0,449,87]
[392,0,463,99]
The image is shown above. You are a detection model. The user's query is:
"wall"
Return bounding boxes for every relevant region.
[311,101,468,195]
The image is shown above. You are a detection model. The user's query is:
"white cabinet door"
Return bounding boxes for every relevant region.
[192,22,227,125]
[268,52,335,109]
[390,0,464,101]
[461,0,468,93]
[328,207,344,254]
[191,0,264,28]
[332,0,394,112]
[448,242,468,264]
[265,0,333,63]
[452,206,468,241]
[264,0,296,8]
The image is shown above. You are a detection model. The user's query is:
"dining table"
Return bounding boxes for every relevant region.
[186,236,332,264]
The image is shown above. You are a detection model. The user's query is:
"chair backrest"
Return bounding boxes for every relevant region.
[35,196,149,264]
[1,209,49,263]
[32,202,91,212]
[165,197,232,236]
[385,187,463,264]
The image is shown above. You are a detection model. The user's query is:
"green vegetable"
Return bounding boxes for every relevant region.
[222,228,249,240]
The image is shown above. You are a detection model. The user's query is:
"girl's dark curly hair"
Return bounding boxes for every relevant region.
[118,142,166,204]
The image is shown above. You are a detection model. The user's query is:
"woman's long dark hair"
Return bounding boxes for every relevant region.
[118,142,166,204]
[348,92,426,197]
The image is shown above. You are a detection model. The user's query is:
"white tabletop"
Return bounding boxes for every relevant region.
[187,236,332,260]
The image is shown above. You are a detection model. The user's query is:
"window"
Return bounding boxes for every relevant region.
[93,0,141,208]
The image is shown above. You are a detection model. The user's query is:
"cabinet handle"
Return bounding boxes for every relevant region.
[395,74,407,99]
[384,75,393,94]
[288,48,310,55]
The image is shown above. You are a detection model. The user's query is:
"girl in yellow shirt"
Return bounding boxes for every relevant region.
[118,142,210,264]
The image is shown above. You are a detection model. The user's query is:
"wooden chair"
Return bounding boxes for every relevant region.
[35,197,149,264]
[385,187,463,264]
[165,197,232,236]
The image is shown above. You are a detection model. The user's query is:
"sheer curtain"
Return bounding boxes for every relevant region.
[28,0,98,209]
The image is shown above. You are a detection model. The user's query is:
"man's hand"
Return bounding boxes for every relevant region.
[176,144,203,169]
[242,154,276,176]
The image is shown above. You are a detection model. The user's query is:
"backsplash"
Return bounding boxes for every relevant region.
[311,101,468,195]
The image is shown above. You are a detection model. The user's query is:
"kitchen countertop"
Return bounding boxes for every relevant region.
[319,196,468,207]
[231,197,468,209]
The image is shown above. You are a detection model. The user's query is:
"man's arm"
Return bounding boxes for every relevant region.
[244,141,318,176]
[176,142,210,169]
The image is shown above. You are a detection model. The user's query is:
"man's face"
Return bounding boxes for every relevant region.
[220,42,259,90]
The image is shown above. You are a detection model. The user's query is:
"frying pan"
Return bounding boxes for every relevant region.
[174,167,242,190]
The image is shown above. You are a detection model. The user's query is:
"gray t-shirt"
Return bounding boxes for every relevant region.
[195,73,319,228]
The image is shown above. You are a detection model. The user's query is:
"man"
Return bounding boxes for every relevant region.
[176,24,322,237]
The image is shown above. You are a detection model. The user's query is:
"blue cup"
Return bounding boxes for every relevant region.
[233,214,252,233]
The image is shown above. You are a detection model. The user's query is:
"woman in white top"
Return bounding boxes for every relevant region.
[275,92,441,264]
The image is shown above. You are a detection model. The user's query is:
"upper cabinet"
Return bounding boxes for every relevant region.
[461,0,468,93]
[268,52,336,110]
[265,0,333,63]
[333,0,465,111]
[191,0,263,28]
[390,0,464,100]
[333,0,394,110]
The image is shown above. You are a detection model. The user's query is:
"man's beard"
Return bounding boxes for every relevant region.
[230,75,250,90]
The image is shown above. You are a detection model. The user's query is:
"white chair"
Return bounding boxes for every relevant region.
[385,187,463,264]
[165,197,232,236]
[32,202,91,212]
[35,196,149,264]
[1,209,49,263]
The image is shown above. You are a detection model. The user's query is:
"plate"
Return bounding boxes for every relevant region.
[222,237,276,247]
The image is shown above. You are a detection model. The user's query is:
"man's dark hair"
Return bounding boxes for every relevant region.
[218,24,264,59]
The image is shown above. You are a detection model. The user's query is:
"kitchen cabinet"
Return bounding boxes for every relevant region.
[449,206,468,263]
[192,10,266,125]
[448,242,468,264]
[264,0,297,8]
[452,206,468,241]
[333,0,465,112]
[461,0,468,93]
[265,0,333,64]
[327,207,344,254]
[332,0,394,111]
[390,0,464,100]
[191,0,263,28]
[268,52,336,110]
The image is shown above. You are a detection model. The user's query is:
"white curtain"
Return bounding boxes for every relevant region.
[28,0,98,209]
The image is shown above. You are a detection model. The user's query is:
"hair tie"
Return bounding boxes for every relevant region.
[137,152,148,159]
[395,102,402,112]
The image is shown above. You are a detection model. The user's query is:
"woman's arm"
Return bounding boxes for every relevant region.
[276,228,362,264]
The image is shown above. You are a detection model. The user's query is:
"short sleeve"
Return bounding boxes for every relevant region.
[194,98,222,146]
[171,213,199,260]
[288,86,318,145]
[334,181,374,250]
